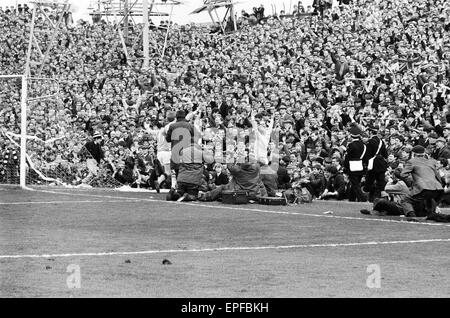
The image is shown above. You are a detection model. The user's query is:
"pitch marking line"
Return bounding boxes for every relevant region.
[0,199,145,205]
[184,202,450,228]
[31,186,450,209]
[1,238,449,259]
[34,189,450,228]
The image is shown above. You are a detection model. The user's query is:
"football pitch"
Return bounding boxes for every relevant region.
[1,185,449,298]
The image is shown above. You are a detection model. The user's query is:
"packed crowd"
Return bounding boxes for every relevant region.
[1,0,450,204]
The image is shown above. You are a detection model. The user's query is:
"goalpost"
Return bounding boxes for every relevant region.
[0,3,122,189]
[0,3,37,189]
[1,75,122,189]
[0,2,35,189]
[0,74,63,189]
[1,1,150,191]
[0,1,124,190]
[0,75,27,188]
[1,1,69,189]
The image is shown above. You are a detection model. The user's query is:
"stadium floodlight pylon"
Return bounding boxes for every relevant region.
[88,0,183,67]
[191,0,238,33]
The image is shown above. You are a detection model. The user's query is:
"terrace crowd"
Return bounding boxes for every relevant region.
[1,0,450,203]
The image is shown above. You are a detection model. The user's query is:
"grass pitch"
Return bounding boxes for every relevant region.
[1,186,449,297]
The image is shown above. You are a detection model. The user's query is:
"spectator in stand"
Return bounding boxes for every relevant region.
[320,166,347,200]
[431,137,450,161]
[0,0,449,210]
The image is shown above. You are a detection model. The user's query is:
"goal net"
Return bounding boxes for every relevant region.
[0,76,22,185]
[0,75,123,189]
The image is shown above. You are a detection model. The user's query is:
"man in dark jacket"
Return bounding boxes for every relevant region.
[114,156,136,185]
[400,145,444,218]
[212,163,229,186]
[361,168,409,217]
[277,157,292,189]
[330,51,349,81]
[310,164,327,198]
[312,0,326,17]
[343,125,367,202]
[165,110,195,174]
[81,131,104,184]
[363,129,388,202]
[84,131,104,164]
[198,162,267,201]
[167,142,213,202]
[320,166,346,200]
[431,137,450,162]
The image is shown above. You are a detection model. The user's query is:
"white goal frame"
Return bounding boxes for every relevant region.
[0,74,28,188]
[1,1,65,189]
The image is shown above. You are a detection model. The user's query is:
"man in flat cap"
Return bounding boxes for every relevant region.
[431,137,450,162]
[400,145,444,218]
[81,131,104,185]
[344,124,367,202]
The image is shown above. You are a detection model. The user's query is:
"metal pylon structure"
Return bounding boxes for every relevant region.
[191,0,238,33]
[26,1,72,76]
[88,0,182,18]
[88,0,182,66]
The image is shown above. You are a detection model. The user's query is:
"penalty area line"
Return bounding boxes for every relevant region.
[1,238,449,259]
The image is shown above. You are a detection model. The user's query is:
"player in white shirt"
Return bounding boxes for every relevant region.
[250,110,275,165]
[147,112,176,190]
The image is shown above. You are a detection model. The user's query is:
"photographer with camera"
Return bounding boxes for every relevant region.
[360,168,409,217]
[399,145,444,219]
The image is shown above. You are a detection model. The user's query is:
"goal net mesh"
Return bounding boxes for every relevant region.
[0,76,123,188]
[0,77,21,185]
